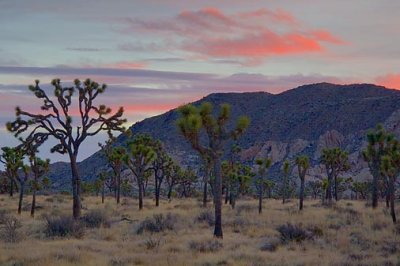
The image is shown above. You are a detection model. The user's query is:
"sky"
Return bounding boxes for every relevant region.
[1,0,400,167]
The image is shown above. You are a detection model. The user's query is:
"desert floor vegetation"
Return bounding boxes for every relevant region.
[0,195,399,266]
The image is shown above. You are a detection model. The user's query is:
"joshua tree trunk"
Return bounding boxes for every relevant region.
[334,175,338,201]
[299,177,305,210]
[203,180,208,207]
[167,185,173,200]
[116,168,121,204]
[372,167,379,208]
[30,176,37,217]
[70,154,81,219]
[155,178,162,207]
[9,178,14,197]
[213,156,223,238]
[258,185,263,214]
[225,186,229,204]
[138,175,144,210]
[389,178,396,223]
[326,175,333,205]
[18,181,25,214]
[101,183,105,204]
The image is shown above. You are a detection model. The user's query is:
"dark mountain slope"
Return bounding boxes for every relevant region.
[48,83,400,188]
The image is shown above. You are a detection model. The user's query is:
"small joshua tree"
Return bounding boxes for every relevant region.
[362,124,393,209]
[176,102,249,238]
[0,147,24,198]
[150,140,173,207]
[255,157,272,214]
[381,138,400,223]
[282,160,290,204]
[19,136,50,217]
[124,134,156,210]
[296,155,309,211]
[321,148,349,204]
[99,139,126,204]
[7,79,126,219]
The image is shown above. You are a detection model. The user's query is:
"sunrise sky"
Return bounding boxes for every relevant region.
[1,0,400,164]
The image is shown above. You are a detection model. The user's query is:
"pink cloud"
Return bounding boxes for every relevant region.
[120,7,344,65]
[375,73,400,89]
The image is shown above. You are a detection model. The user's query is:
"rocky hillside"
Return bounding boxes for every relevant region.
[48,83,400,188]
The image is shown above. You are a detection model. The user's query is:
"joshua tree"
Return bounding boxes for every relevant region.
[255,157,272,214]
[351,181,370,200]
[150,140,173,206]
[296,155,309,210]
[16,165,30,215]
[28,158,49,217]
[97,172,107,203]
[0,147,24,197]
[321,148,349,203]
[124,134,156,210]
[165,163,183,200]
[362,124,393,208]
[307,180,323,200]
[177,167,198,198]
[99,139,126,204]
[7,79,126,219]
[228,163,253,209]
[176,102,249,238]
[381,138,400,223]
[282,160,290,204]
[19,136,50,217]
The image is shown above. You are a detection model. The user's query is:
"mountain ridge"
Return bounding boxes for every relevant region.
[46,82,400,189]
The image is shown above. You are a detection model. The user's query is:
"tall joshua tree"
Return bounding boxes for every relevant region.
[0,147,24,197]
[99,139,126,204]
[255,158,272,214]
[177,102,249,238]
[282,160,290,204]
[7,79,126,219]
[124,134,156,210]
[321,148,350,203]
[362,124,393,209]
[296,155,309,211]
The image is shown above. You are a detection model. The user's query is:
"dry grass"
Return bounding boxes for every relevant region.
[0,194,399,266]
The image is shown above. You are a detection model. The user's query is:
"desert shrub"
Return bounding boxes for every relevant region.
[381,241,398,255]
[276,223,313,243]
[0,214,22,243]
[44,215,85,238]
[189,239,223,253]
[260,237,280,252]
[136,213,178,234]
[196,210,214,226]
[82,209,110,228]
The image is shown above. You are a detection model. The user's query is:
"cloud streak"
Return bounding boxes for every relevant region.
[119,7,345,65]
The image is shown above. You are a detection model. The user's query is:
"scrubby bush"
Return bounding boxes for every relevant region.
[0,213,22,243]
[276,223,313,243]
[44,215,85,238]
[136,213,178,234]
[260,237,281,252]
[189,239,223,253]
[82,209,110,228]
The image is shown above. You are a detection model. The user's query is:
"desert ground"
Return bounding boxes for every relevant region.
[0,195,399,266]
